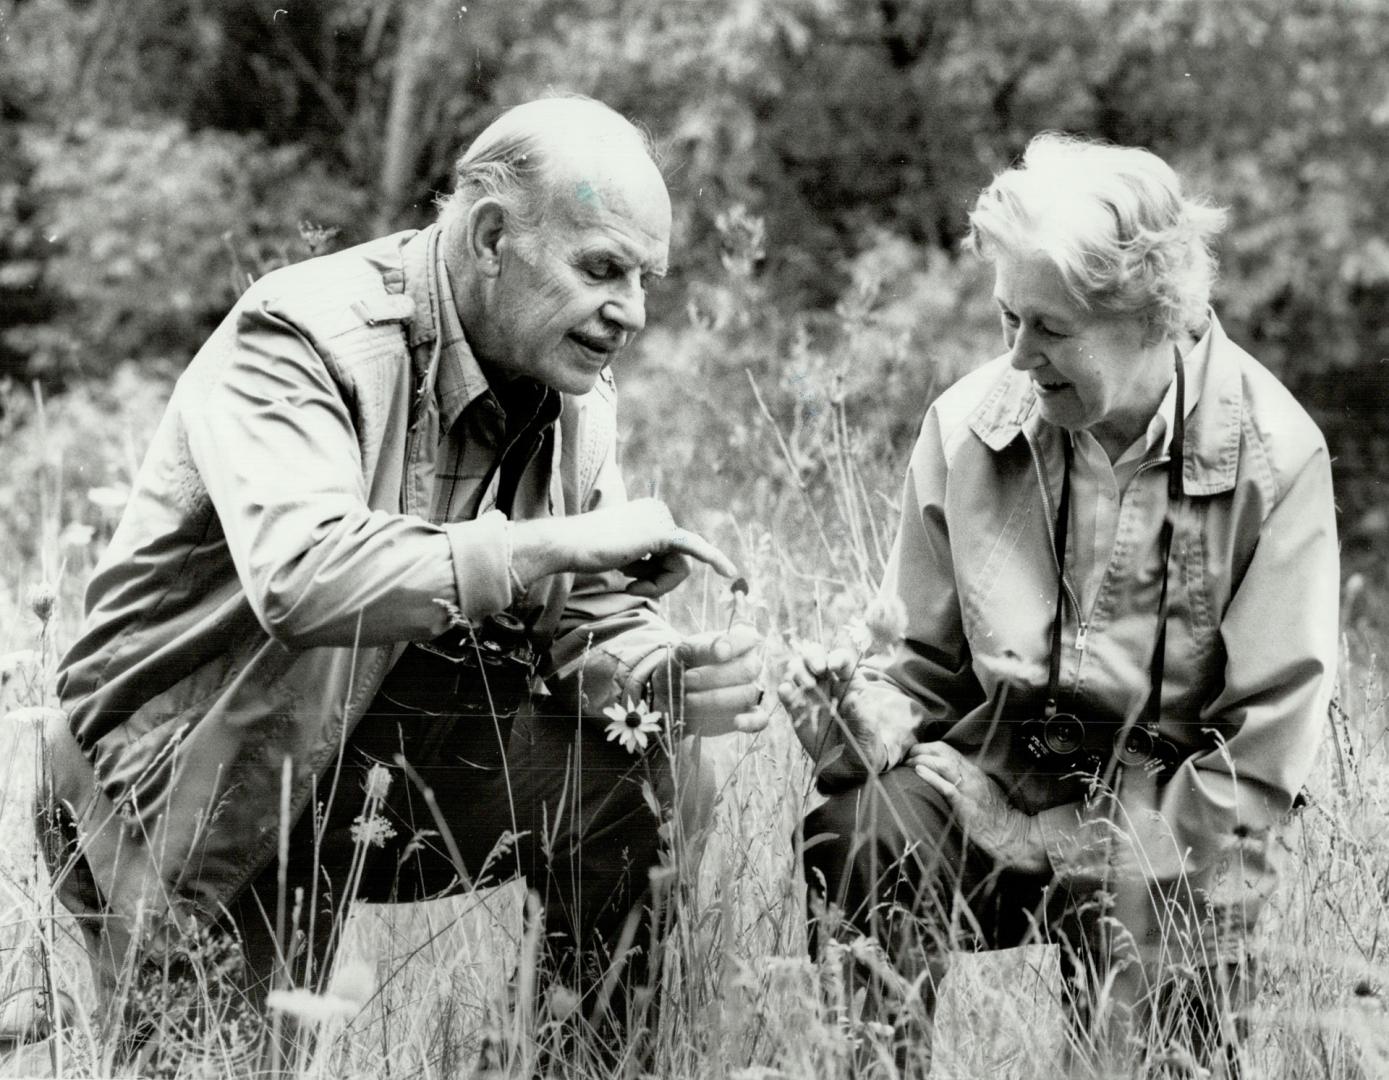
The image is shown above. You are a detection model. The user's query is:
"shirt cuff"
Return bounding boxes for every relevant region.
[442,509,514,620]
[1035,800,1086,876]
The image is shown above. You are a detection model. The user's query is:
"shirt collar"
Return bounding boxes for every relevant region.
[1109,329,1208,469]
[968,311,1238,495]
[401,223,558,438]
[431,244,494,434]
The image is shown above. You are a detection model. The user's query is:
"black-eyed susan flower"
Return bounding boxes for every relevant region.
[602,697,663,754]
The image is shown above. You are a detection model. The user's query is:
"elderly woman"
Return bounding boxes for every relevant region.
[781,133,1338,1076]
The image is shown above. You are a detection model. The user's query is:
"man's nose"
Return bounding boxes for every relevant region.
[600,274,647,334]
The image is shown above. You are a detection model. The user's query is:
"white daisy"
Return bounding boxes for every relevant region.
[602,697,663,754]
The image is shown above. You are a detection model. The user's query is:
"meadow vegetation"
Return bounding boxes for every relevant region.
[0,242,1385,1077]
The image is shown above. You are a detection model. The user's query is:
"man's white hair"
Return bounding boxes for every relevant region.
[436,95,660,234]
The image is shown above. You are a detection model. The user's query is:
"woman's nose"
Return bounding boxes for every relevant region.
[1008,325,1044,370]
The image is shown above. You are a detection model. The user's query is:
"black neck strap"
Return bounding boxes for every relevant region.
[1042,349,1186,731]
[1043,436,1074,721]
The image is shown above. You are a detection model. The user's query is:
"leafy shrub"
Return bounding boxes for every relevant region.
[8,119,370,386]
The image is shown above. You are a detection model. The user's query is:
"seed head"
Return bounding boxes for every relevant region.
[363,762,393,801]
[27,582,56,624]
[863,594,908,653]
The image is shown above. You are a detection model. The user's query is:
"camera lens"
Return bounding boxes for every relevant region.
[1043,713,1084,756]
[1113,726,1154,767]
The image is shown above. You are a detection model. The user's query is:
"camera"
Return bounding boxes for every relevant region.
[1019,710,1104,775]
[382,612,539,719]
[417,611,537,674]
[1111,724,1183,779]
[1019,709,1183,780]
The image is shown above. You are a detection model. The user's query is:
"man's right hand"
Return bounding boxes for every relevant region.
[508,498,737,597]
[778,642,892,791]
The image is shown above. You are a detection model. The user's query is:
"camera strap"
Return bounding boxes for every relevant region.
[1141,349,1186,732]
[1042,348,1186,740]
[1042,437,1074,722]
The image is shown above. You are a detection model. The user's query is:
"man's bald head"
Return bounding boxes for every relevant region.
[438,96,662,235]
[439,96,672,395]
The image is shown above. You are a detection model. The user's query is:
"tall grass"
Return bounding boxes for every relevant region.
[1,252,1386,1078]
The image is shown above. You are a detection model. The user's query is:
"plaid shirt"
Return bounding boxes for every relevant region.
[420,247,560,530]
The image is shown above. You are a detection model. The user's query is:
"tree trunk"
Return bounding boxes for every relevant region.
[375,0,456,235]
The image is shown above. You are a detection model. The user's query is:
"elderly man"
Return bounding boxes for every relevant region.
[44,96,762,1049]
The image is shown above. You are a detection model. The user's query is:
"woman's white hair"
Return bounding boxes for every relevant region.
[436,95,658,235]
[965,133,1228,341]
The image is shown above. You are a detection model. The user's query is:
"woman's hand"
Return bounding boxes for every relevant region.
[778,642,890,791]
[905,741,1050,874]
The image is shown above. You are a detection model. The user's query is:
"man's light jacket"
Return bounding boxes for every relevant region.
[47,227,678,933]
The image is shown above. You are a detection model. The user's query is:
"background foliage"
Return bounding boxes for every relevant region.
[3,0,1385,629]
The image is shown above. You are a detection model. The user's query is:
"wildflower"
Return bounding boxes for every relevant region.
[844,617,873,654]
[265,986,359,1024]
[546,985,581,1021]
[725,575,768,630]
[297,219,341,256]
[26,582,55,624]
[363,762,393,801]
[862,594,908,653]
[349,813,397,849]
[602,697,663,754]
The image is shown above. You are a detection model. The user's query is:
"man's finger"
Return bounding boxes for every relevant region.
[623,551,691,597]
[678,623,762,669]
[733,704,771,734]
[681,652,761,693]
[689,682,762,712]
[666,528,737,579]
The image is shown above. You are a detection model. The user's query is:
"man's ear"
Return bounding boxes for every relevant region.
[466,198,507,278]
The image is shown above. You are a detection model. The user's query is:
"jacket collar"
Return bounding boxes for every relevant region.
[401,225,562,439]
[967,313,1243,495]
[402,226,493,432]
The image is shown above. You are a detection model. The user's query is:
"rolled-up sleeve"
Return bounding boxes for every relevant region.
[183,299,513,649]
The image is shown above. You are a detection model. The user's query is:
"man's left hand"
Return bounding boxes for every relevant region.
[648,624,767,738]
[905,741,1049,874]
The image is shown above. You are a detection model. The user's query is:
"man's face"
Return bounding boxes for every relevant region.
[478,156,671,395]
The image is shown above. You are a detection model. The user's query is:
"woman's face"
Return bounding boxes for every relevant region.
[993,249,1172,458]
